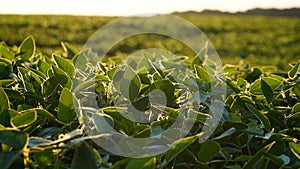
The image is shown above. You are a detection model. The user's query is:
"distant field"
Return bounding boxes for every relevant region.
[0,14,299,70]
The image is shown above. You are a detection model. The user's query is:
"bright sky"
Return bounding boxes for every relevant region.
[1,0,300,16]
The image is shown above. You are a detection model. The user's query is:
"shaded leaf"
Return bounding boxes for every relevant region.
[246,104,271,131]
[71,143,98,169]
[198,140,221,163]
[0,129,28,149]
[125,157,156,169]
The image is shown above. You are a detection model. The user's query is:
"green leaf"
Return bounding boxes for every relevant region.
[0,129,28,149]
[18,36,35,60]
[53,54,75,78]
[0,87,10,126]
[246,104,271,131]
[165,134,201,164]
[42,77,59,97]
[150,80,175,104]
[243,141,275,169]
[125,157,156,169]
[58,88,76,123]
[286,112,300,128]
[250,77,281,95]
[71,143,98,169]
[288,62,299,79]
[195,65,211,82]
[33,150,55,168]
[292,102,300,113]
[289,142,300,159]
[0,87,9,115]
[11,109,37,128]
[52,65,72,89]
[62,42,78,59]
[198,140,221,163]
[261,79,273,104]
[226,78,240,93]
[0,151,21,169]
[0,45,14,61]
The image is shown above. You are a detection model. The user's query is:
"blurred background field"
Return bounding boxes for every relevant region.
[0,12,299,70]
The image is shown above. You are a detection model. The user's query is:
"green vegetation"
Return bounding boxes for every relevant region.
[0,36,299,169]
[0,14,300,69]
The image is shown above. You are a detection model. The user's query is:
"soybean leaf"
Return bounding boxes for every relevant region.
[292,103,300,113]
[11,109,37,128]
[62,42,78,59]
[289,142,300,159]
[42,77,59,97]
[71,143,98,169]
[195,65,211,82]
[288,62,299,79]
[0,151,21,169]
[261,79,273,104]
[53,54,75,78]
[33,150,55,168]
[18,36,35,60]
[164,134,201,164]
[0,87,10,126]
[0,45,14,61]
[250,77,281,95]
[0,129,28,149]
[246,104,271,131]
[286,112,300,128]
[242,142,275,169]
[198,140,221,163]
[125,157,156,169]
[52,65,72,89]
[150,80,175,104]
[58,88,76,123]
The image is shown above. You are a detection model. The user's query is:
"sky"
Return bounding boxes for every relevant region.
[1,0,300,16]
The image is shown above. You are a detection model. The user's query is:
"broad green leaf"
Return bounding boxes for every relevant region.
[246,104,271,131]
[292,102,300,113]
[125,157,156,169]
[58,88,76,123]
[0,87,10,126]
[53,54,75,78]
[52,65,72,89]
[71,143,98,169]
[0,87,9,115]
[286,112,300,128]
[0,60,12,79]
[0,129,28,149]
[150,80,175,104]
[0,151,21,169]
[11,109,37,128]
[198,140,221,163]
[18,36,35,60]
[35,108,59,122]
[289,142,300,159]
[165,134,201,164]
[42,77,59,97]
[250,77,281,95]
[261,79,273,104]
[73,79,95,94]
[37,60,51,75]
[195,65,211,82]
[33,150,55,168]
[288,62,299,79]
[243,141,275,169]
[112,66,141,101]
[0,45,14,61]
